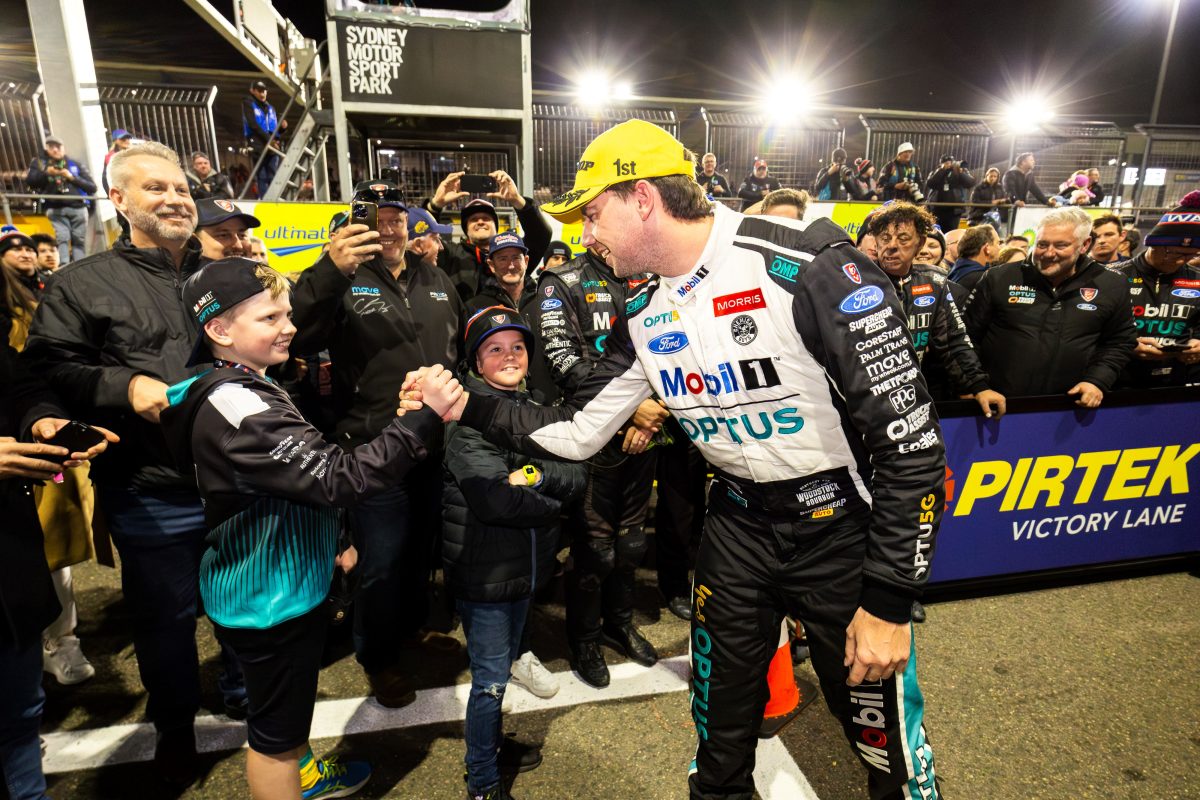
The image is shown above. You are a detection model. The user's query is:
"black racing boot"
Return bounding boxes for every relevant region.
[570,640,610,688]
[601,622,658,667]
[666,596,693,621]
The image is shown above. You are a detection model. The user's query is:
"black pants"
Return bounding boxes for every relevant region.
[654,427,709,602]
[688,478,940,800]
[566,450,656,644]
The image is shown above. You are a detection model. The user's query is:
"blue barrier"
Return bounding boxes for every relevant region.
[930,394,1200,584]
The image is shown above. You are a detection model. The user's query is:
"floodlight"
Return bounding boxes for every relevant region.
[1004,95,1055,133]
[761,77,811,124]
[576,71,612,106]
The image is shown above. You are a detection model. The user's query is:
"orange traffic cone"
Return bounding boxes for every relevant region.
[762,619,799,719]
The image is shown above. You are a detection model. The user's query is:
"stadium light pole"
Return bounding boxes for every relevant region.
[1135,0,1180,220]
[1148,0,1180,125]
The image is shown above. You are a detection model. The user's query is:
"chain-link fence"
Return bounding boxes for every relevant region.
[0,82,46,195]
[861,116,993,180]
[705,111,843,196]
[532,104,678,196]
[1133,125,1200,211]
[1010,122,1125,201]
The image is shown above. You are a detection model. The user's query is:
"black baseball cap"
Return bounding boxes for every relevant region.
[463,305,534,368]
[196,198,261,230]
[352,179,407,210]
[460,198,499,234]
[181,257,268,366]
[250,80,268,91]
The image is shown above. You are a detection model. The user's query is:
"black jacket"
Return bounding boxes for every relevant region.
[429,198,552,301]
[967,181,1007,222]
[697,172,733,199]
[0,336,63,646]
[535,251,639,398]
[925,165,976,215]
[812,164,865,201]
[26,153,97,209]
[441,375,586,604]
[187,170,235,201]
[1109,255,1200,388]
[736,174,782,208]
[23,238,208,490]
[891,266,990,396]
[879,160,924,202]
[964,257,1136,396]
[290,250,462,447]
[1002,167,1051,205]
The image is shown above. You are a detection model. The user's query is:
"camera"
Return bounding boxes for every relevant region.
[908,183,925,203]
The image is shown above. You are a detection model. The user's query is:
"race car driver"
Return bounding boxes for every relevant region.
[1109,192,1200,387]
[404,120,945,800]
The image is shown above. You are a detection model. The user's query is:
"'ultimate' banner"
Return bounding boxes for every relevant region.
[931,399,1200,583]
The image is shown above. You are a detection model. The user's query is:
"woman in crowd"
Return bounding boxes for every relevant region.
[968,167,1007,228]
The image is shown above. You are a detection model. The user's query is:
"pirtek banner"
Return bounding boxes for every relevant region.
[931,399,1200,583]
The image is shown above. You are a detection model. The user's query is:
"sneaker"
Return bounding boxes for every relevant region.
[510,651,559,699]
[302,756,372,799]
[601,623,658,667]
[497,735,543,774]
[467,785,514,800]
[368,668,417,709]
[154,727,199,789]
[43,636,95,685]
[570,641,610,688]
[223,694,250,721]
[911,601,927,624]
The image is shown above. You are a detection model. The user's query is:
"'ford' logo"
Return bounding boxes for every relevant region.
[1171,288,1200,299]
[913,294,936,307]
[647,332,689,354]
[838,285,884,315]
[540,299,562,311]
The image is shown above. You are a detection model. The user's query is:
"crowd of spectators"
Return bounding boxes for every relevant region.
[2,124,1198,800]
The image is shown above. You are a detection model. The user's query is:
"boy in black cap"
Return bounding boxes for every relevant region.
[195,198,262,260]
[443,307,585,800]
[161,257,463,800]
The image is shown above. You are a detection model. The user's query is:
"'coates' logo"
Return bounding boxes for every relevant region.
[1079,287,1099,302]
[214,199,235,212]
[842,263,862,284]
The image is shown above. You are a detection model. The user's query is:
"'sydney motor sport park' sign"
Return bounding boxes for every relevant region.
[930,397,1199,584]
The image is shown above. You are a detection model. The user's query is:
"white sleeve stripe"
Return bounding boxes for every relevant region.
[731,235,816,262]
[206,383,271,429]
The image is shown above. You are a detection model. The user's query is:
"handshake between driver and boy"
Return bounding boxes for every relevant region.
[399,365,469,421]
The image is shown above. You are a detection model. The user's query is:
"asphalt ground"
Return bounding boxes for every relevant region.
[33,560,1200,800]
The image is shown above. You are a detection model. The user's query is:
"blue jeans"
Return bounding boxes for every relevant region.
[46,205,86,264]
[255,151,280,199]
[0,640,48,800]
[351,468,442,675]
[458,598,530,794]
[99,487,245,732]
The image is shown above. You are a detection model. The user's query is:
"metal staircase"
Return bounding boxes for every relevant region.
[240,41,331,202]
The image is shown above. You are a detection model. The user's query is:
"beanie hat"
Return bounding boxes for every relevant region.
[1145,190,1200,248]
[854,158,873,176]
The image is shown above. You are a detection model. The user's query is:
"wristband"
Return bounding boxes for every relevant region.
[522,464,542,487]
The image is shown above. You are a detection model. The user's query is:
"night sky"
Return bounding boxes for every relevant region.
[274,0,1200,125]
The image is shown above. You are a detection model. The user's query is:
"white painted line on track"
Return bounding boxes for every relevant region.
[42,654,818,797]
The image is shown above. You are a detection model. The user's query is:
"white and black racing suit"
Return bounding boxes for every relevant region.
[458,204,945,799]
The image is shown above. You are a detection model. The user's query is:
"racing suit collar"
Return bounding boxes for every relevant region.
[663,204,739,306]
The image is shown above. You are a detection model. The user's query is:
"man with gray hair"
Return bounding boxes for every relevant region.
[963,206,1135,406]
[23,141,246,787]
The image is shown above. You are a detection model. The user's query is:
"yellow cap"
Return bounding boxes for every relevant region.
[540,119,696,223]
